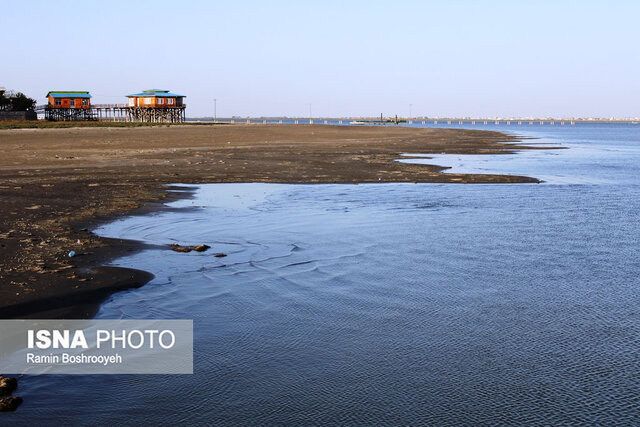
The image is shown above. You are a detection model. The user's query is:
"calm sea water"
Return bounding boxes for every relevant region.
[9,123,640,425]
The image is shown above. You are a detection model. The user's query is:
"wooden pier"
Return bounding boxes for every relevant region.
[36,103,186,123]
[36,89,186,123]
[93,104,128,121]
[43,107,95,121]
[126,106,186,123]
[92,104,186,122]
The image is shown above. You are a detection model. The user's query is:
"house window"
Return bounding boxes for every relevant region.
[128,98,135,107]
[167,98,174,105]
[158,98,165,105]
[82,99,89,106]
[69,99,75,108]
[144,97,152,105]
[54,99,61,106]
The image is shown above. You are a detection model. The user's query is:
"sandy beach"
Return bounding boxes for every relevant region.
[0,124,544,319]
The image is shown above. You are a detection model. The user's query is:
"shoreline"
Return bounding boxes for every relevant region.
[0,124,555,319]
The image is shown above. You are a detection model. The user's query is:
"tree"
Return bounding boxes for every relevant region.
[8,92,36,111]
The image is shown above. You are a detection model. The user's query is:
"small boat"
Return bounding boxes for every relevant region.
[349,121,367,125]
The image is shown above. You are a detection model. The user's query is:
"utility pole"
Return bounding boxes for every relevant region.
[214,98,217,123]
[309,103,312,121]
[409,104,412,119]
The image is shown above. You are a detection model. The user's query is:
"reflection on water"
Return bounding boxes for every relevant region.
[9,123,640,425]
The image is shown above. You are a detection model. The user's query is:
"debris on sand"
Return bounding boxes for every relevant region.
[0,376,17,396]
[0,396,23,412]
[0,375,21,412]
[168,243,211,253]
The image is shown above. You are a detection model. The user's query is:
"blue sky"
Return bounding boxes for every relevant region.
[4,0,639,118]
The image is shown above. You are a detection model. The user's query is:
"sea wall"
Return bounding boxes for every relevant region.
[0,111,37,121]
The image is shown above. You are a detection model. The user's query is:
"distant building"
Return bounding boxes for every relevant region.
[44,91,93,120]
[39,89,186,123]
[46,91,91,109]
[125,89,186,122]
[127,89,184,108]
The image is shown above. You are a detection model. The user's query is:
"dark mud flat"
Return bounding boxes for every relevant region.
[0,124,548,319]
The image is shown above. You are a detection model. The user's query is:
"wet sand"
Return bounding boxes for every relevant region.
[0,124,547,318]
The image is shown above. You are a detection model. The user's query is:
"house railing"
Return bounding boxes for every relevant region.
[125,104,187,108]
[36,104,93,111]
[92,104,128,108]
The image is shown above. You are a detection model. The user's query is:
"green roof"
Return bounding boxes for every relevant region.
[46,91,91,98]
